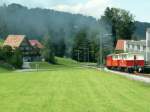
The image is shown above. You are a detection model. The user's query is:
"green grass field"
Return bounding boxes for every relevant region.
[0,58,150,112]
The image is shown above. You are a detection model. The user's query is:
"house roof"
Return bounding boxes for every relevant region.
[29,40,44,49]
[115,40,125,50]
[3,35,25,48]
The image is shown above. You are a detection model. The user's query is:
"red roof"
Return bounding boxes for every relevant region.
[115,40,125,50]
[29,40,44,49]
[3,35,25,48]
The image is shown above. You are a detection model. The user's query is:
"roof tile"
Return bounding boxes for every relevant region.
[3,35,25,48]
[29,40,44,49]
[115,40,125,50]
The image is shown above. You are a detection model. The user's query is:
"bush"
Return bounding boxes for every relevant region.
[2,45,13,62]
[10,49,23,69]
[42,34,56,64]
[0,46,23,69]
[0,61,14,70]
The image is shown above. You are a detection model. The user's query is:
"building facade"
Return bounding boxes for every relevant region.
[146,28,150,63]
[115,28,150,63]
[115,40,146,53]
[125,40,146,53]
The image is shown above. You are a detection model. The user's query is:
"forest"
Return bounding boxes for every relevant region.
[0,3,149,64]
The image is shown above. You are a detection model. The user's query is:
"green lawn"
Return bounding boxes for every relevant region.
[0,66,150,112]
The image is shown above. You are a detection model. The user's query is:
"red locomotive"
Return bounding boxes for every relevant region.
[106,53,145,73]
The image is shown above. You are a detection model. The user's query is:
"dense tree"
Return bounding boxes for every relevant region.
[54,37,66,57]
[42,34,56,64]
[72,29,98,62]
[10,49,23,68]
[101,7,135,47]
[2,45,13,62]
[0,46,23,69]
[0,46,3,60]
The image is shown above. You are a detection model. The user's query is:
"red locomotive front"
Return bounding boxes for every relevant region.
[106,53,145,72]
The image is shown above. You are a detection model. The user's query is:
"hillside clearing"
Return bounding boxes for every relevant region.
[30,57,79,69]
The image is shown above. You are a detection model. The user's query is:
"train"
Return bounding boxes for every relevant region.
[106,52,145,73]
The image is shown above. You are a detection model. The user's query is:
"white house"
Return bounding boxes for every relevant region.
[115,28,150,63]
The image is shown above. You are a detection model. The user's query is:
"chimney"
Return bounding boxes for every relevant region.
[146,28,150,63]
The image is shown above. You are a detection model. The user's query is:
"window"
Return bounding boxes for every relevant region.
[128,44,130,48]
[122,55,127,59]
[132,45,134,49]
[130,44,132,49]
[137,45,140,50]
[134,45,137,50]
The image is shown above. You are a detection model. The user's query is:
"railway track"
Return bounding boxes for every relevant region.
[105,68,150,83]
[83,64,150,83]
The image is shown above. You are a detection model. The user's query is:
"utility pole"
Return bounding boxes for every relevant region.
[83,48,86,62]
[83,47,90,62]
[99,34,112,68]
[100,35,103,67]
[90,50,94,62]
[87,48,89,62]
[77,50,80,62]
[75,50,80,62]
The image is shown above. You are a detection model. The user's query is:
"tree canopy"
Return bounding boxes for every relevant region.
[101,7,135,46]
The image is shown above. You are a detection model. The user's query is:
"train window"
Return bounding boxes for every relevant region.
[122,55,127,59]
[124,55,127,59]
[116,55,118,59]
[113,55,116,59]
[119,55,122,59]
[112,55,119,60]
[118,55,121,59]
[127,54,134,59]
[120,55,123,59]
[112,55,115,59]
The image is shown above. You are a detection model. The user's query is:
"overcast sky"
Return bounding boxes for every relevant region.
[1,0,150,22]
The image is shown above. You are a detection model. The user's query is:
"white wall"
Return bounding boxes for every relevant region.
[146,28,150,63]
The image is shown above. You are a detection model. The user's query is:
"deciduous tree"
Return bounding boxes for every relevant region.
[101,7,135,47]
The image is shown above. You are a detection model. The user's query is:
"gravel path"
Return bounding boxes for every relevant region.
[22,62,31,69]
[105,68,150,83]
[15,66,86,72]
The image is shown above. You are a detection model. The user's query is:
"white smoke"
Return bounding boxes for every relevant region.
[52,0,112,18]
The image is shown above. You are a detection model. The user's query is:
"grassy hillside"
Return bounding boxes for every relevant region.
[0,68,150,112]
[55,57,78,66]
[30,57,79,69]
